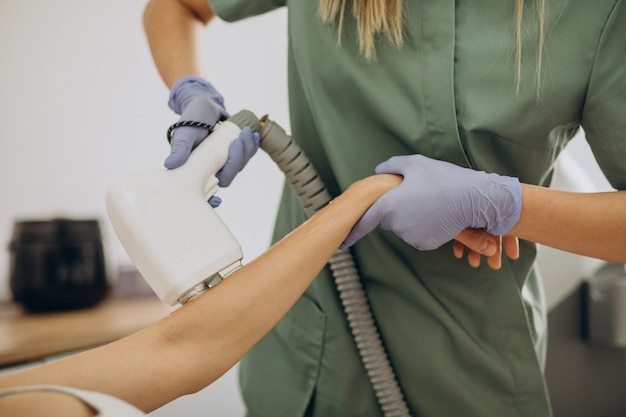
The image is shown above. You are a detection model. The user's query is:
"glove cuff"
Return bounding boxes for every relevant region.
[168,75,226,115]
[485,175,522,236]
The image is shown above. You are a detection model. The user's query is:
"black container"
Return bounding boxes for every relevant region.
[8,218,109,312]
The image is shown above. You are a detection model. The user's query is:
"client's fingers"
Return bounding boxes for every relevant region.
[455,246,498,268]
[485,236,503,270]
[454,228,498,257]
[454,229,504,269]
[453,240,465,259]
[503,236,520,260]
[467,248,483,268]
[454,233,520,270]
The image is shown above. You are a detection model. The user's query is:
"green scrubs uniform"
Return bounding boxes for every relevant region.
[208,1,626,416]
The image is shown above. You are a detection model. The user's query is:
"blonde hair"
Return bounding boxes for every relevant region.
[319,0,546,96]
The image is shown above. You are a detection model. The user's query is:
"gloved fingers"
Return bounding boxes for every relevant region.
[208,195,222,208]
[242,128,261,163]
[164,126,209,169]
[339,200,383,249]
[374,154,426,176]
[215,138,243,187]
[181,97,228,124]
[166,96,228,170]
[169,76,227,115]
[216,127,260,187]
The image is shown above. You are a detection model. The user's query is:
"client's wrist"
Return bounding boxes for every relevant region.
[350,174,402,197]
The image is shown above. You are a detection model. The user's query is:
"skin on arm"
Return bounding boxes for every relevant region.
[457,185,626,267]
[454,186,626,267]
[3,182,622,415]
[0,174,402,415]
[508,184,626,263]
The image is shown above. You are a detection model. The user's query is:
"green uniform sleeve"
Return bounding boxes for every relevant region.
[581,0,626,190]
[208,0,285,22]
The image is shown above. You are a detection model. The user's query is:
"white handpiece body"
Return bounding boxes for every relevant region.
[105,121,243,305]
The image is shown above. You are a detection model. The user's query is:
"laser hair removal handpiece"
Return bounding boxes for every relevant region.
[106,110,412,417]
[105,113,260,305]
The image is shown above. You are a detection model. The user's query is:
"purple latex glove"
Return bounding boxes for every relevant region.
[165,76,260,207]
[341,155,522,250]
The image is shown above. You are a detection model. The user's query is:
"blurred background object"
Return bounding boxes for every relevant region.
[9,218,108,312]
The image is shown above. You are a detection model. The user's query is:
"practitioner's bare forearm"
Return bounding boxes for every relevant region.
[143,0,214,87]
[509,185,626,263]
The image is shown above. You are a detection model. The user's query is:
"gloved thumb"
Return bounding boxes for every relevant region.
[164,137,194,169]
[216,127,260,187]
[164,125,207,169]
[374,155,423,176]
[339,200,383,249]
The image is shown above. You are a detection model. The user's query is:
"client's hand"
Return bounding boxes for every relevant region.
[342,154,522,252]
[454,232,519,270]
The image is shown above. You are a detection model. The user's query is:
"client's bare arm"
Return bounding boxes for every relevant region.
[0,174,402,415]
[0,173,503,415]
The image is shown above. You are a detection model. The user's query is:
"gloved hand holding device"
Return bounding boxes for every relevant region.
[166,75,260,206]
[341,154,522,251]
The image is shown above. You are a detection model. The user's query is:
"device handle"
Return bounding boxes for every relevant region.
[169,120,243,200]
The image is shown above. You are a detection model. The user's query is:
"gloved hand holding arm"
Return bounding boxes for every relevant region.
[341,154,523,268]
[343,154,626,266]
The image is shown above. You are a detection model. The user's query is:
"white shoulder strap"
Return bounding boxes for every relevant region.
[0,384,146,416]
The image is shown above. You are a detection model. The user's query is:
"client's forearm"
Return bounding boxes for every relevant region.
[144,173,403,403]
[0,174,401,413]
